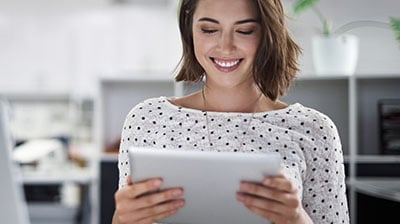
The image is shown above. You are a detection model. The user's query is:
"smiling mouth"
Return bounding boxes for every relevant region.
[211,58,243,69]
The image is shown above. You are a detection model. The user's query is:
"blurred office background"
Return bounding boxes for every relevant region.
[0,0,399,224]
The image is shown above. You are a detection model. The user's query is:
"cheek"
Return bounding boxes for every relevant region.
[193,35,215,59]
[241,38,260,57]
[193,40,204,64]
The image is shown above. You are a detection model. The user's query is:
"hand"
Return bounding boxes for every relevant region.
[236,171,313,224]
[114,176,185,224]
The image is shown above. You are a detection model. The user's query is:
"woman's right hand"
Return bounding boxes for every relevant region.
[114,176,185,224]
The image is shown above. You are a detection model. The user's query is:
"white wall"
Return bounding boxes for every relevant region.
[0,0,109,95]
[0,0,399,97]
[0,0,181,97]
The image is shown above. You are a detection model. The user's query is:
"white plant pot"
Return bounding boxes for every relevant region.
[312,34,359,76]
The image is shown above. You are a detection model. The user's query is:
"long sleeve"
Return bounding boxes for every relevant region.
[301,113,349,223]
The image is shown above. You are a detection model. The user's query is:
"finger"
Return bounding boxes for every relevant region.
[245,205,282,224]
[116,178,163,202]
[136,208,180,224]
[262,174,297,193]
[135,200,185,223]
[116,199,184,224]
[127,175,133,185]
[129,178,163,198]
[239,182,278,202]
[132,188,184,210]
[239,182,298,205]
[247,202,303,224]
[237,192,290,215]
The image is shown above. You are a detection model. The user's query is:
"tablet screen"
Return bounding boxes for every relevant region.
[129,147,281,224]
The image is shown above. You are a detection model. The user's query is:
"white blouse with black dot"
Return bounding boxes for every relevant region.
[118,96,349,223]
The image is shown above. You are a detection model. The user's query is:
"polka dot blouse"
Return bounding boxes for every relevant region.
[118,96,349,223]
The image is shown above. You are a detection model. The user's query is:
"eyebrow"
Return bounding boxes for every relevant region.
[198,17,259,25]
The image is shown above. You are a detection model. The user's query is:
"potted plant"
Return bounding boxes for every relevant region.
[292,0,400,76]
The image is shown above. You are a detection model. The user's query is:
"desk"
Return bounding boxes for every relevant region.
[21,167,95,224]
[347,177,400,224]
[347,177,400,203]
[22,167,93,185]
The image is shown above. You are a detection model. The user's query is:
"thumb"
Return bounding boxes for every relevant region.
[127,175,133,185]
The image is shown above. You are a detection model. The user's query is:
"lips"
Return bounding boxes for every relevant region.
[211,57,243,72]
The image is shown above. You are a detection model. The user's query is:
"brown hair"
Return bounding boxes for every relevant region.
[175,0,301,101]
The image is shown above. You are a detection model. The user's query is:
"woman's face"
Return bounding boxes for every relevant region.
[192,0,261,88]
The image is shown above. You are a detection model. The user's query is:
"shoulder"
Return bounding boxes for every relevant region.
[287,103,338,132]
[288,104,343,156]
[126,97,169,116]
[291,107,346,170]
[274,103,342,149]
[123,97,171,124]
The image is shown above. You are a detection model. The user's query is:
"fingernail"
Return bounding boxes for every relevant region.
[263,179,271,185]
[175,201,185,208]
[153,179,162,187]
[173,189,183,197]
[240,183,249,191]
[237,194,244,202]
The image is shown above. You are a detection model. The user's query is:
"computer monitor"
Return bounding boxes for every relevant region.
[0,100,30,224]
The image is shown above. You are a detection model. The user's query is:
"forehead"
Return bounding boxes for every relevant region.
[193,0,259,21]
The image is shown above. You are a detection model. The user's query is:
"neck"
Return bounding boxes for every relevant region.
[202,84,265,113]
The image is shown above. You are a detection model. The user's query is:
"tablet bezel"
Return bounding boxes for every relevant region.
[128,147,281,224]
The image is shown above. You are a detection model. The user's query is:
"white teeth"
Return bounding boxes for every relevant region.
[214,59,240,68]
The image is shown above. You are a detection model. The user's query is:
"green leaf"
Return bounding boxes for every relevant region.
[390,17,400,44]
[293,0,320,14]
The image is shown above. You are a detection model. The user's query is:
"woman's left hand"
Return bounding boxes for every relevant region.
[236,171,313,224]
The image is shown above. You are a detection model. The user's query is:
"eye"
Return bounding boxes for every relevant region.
[236,30,254,35]
[201,28,218,34]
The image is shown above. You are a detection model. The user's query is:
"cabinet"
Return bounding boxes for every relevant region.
[97,76,179,224]
[283,75,400,157]
[283,75,400,224]
[98,74,400,224]
[22,169,93,224]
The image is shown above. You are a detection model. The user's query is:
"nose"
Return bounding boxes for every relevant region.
[218,32,236,54]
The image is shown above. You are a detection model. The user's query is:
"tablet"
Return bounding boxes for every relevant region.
[129,147,281,224]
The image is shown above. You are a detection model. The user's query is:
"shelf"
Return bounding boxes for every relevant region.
[353,155,400,163]
[100,74,175,82]
[296,74,350,80]
[354,74,400,79]
[296,74,400,80]
[345,155,400,163]
[0,93,71,102]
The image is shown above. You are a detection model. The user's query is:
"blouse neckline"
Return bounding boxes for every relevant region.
[160,96,302,117]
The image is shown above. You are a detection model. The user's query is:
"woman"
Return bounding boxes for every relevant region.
[113,0,349,223]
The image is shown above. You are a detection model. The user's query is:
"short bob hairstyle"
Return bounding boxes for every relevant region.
[175,0,301,101]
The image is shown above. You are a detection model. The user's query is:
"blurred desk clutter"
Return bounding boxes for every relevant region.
[14,139,67,171]
[104,137,121,154]
[379,99,400,154]
[1,94,97,224]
